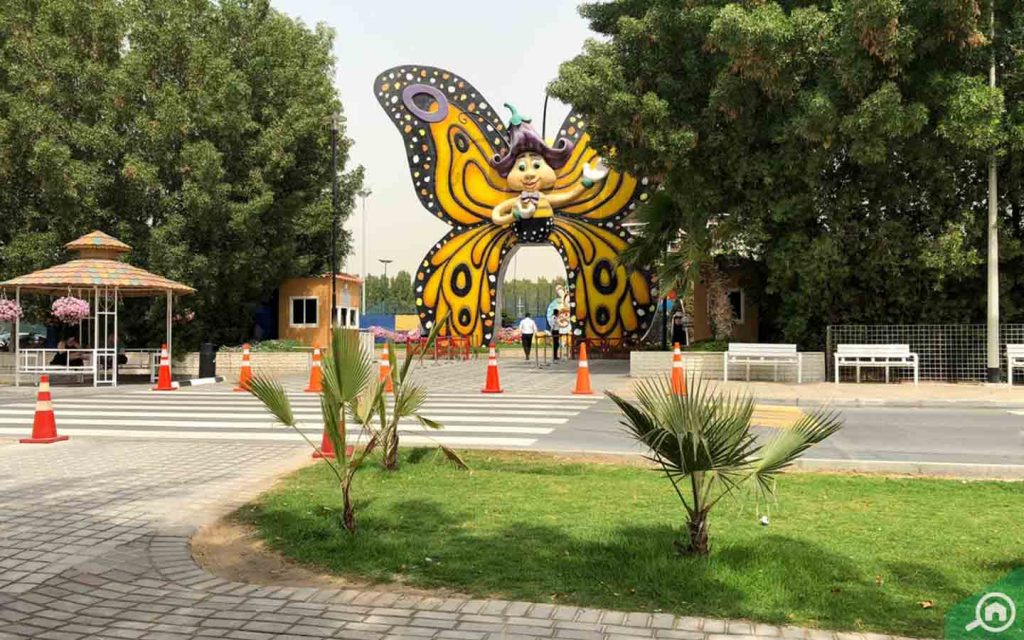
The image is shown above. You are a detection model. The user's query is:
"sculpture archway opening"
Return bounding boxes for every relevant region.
[494,244,566,326]
[375,65,658,347]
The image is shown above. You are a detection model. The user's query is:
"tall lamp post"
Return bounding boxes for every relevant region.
[986,0,1000,383]
[379,258,393,280]
[330,115,340,328]
[357,188,372,316]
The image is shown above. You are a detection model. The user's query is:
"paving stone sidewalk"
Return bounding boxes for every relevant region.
[0,438,926,640]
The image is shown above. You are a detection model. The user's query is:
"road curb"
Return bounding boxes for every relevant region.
[175,376,224,387]
[794,458,1024,479]
[755,397,1024,410]
[543,450,1024,480]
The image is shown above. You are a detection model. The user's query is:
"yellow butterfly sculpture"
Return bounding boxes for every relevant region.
[374,65,657,347]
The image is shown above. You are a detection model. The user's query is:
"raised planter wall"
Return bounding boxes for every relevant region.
[0,353,13,384]
[172,333,375,380]
[172,351,311,379]
[630,351,826,383]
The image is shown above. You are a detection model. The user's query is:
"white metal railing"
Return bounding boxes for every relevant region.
[19,348,103,384]
[15,347,159,386]
[121,348,161,382]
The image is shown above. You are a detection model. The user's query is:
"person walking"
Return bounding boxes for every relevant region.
[518,315,537,359]
[671,308,687,347]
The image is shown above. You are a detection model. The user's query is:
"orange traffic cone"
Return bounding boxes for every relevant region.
[481,345,503,393]
[152,343,175,391]
[573,342,593,395]
[379,343,394,393]
[671,342,687,396]
[313,429,335,459]
[312,429,355,460]
[305,346,323,393]
[20,376,68,444]
[234,343,253,392]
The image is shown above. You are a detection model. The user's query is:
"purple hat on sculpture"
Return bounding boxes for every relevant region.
[488,104,575,177]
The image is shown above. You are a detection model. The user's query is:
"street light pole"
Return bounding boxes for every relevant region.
[986,0,1000,382]
[357,188,372,316]
[379,258,393,281]
[330,115,339,329]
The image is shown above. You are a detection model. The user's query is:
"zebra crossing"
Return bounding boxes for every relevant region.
[0,387,601,448]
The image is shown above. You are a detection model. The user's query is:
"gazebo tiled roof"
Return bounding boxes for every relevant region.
[65,230,131,254]
[0,231,194,297]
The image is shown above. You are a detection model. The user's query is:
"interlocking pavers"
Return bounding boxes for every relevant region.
[0,438,927,640]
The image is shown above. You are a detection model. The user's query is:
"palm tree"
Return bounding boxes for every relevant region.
[377,338,459,471]
[621,191,735,339]
[608,376,841,555]
[248,324,465,533]
[248,328,377,532]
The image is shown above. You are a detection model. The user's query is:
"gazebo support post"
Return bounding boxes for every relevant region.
[93,286,100,388]
[114,287,119,388]
[14,286,20,388]
[166,290,172,358]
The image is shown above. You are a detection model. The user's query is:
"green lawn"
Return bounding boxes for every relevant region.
[239,451,1023,637]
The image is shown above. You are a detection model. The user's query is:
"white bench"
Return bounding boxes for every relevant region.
[723,343,802,383]
[1006,345,1024,386]
[835,344,918,385]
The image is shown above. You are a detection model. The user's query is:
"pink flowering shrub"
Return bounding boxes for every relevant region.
[0,299,23,323]
[51,296,91,324]
[369,326,419,343]
[495,327,521,344]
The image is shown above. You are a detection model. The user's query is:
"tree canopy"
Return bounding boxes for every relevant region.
[0,0,362,347]
[550,0,1024,347]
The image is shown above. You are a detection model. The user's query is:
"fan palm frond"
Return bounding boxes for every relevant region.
[750,408,843,498]
[247,375,295,427]
[609,373,841,555]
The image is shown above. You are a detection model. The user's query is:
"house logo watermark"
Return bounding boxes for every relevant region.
[946,570,1024,638]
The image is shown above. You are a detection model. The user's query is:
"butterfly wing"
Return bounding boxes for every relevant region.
[375,65,513,227]
[415,224,516,346]
[550,217,657,341]
[547,111,651,223]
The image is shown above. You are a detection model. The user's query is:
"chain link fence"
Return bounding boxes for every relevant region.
[825,324,1024,383]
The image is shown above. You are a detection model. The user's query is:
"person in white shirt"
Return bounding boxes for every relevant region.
[518,315,537,359]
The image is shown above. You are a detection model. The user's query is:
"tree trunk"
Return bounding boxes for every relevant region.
[382,428,399,470]
[341,481,356,534]
[684,510,710,556]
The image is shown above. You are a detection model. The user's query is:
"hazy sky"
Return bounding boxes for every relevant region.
[271,0,596,282]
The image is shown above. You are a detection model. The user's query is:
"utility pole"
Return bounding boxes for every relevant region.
[987,0,1000,382]
[330,115,339,328]
[357,188,372,316]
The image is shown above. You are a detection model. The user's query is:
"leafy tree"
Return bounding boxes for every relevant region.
[550,0,1023,347]
[364,271,416,314]
[500,276,566,320]
[388,270,416,314]
[0,0,362,348]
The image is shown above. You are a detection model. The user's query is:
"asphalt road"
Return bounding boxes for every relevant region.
[536,401,1024,467]
[2,380,1021,469]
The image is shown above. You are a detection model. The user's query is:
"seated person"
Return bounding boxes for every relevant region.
[50,337,86,367]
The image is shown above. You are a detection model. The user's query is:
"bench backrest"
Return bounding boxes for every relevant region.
[836,344,912,358]
[1006,344,1024,358]
[727,342,797,356]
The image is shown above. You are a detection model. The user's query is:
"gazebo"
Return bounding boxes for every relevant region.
[0,231,194,387]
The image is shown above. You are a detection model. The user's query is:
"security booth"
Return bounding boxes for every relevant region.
[0,231,194,387]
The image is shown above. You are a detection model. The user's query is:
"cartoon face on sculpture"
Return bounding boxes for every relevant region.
[488,105,610,227]
[374,65,656,346]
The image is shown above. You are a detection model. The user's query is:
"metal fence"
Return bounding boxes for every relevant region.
[825,324,1024,383]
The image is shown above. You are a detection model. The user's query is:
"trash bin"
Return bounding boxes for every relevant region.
[199,342,217,378]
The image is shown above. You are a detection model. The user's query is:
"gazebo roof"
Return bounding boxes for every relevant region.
[65,230,131,254]
[0,231,194,297]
